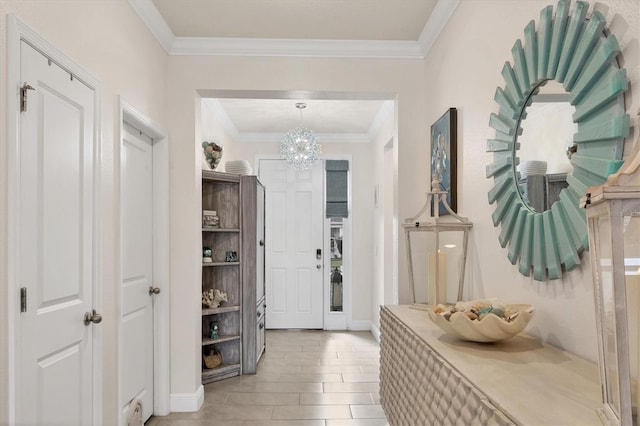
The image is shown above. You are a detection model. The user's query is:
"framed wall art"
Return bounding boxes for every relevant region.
[430,107,457,214]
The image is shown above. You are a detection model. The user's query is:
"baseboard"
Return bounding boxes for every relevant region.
[169,385,204,413]
[371,323,381,343]
[348,320,372,331]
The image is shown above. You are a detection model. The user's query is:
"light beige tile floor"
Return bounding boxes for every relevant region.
[147,330,388,426]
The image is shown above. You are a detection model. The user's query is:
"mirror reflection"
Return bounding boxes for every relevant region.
[516,80,578,213]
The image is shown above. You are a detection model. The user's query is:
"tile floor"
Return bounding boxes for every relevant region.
[147,329,388,426]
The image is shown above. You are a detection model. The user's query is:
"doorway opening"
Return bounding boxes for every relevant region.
[199,90,394,332]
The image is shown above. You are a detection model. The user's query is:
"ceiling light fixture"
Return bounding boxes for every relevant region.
[280,102,322,170]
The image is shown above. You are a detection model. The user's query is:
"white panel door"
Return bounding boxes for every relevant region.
[259,159,324,329]
[120,124,155,422]
[17,41,96,425]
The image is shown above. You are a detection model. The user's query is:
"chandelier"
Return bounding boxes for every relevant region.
[280,102,322,170]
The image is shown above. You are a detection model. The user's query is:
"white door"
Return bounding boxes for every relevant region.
[120,123,155,422]
[259,159,324,329]
[17,41,97,425]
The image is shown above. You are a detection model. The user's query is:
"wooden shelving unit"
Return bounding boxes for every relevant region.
[203,262,240,267]
[200,170,265,383]
[202,306,240,316]
[202,363,242,383]
[201,170,242,384]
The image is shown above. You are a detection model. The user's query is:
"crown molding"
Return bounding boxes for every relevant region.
[128,0,174,52]
[129,0,457,58]
[417,0,461,56]
[170,37,424,59]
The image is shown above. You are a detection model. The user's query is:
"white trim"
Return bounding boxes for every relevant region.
[348,320,372,331]
[7,14,103,425]
[129,1,458,58]
[417,0,461,56]
[199,89,395,102]
[367,101,395,143]
[127,0,175,52]
[171,37,424,59]
[6,15,21,424]
[322,154,353,331]
[323,218,347,331]
[371,322,381,344]
[169,385,205,413]
[118,99,171,422]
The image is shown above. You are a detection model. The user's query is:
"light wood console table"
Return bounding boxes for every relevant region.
[380,305,603,425]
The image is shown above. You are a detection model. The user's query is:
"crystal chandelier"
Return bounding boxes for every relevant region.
[280,102,322,170]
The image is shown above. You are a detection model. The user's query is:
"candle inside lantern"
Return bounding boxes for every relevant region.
[428,251,447,305]
[625,268,640,425]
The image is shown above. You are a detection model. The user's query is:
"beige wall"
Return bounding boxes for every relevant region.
[423,0,640,362]
[167,56,424,395]
[0,2,167,423]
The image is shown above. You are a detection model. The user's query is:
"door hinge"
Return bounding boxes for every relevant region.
[20,83,35,112]
[20,287,27,313]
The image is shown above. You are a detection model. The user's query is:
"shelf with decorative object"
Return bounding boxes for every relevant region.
[202,262,240,267]
[202,306,240,316]
[202,364,241,383]
[202,171,242,384]
[200,171,266,383]
[202,335,241,346]
[380,305,601,425]
[202,228,241,233]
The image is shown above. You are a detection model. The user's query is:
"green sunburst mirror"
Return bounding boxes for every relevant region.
[487,0,629,281]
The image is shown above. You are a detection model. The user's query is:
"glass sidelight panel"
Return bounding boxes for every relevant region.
[330,219,344,312]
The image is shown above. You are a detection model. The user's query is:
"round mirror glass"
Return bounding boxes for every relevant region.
[516,80,578,213]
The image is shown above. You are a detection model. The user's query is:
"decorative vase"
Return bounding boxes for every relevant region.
[209,320,219,340]
[202,140,223,170]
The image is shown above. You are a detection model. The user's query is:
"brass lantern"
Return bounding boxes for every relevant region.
[582,146,640,425]
[403,179,472,306]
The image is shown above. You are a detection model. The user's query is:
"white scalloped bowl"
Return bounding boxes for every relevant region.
[517,160,547,178]
[428,304,535,343]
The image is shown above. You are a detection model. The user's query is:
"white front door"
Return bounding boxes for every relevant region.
[17,40,97,425]
[259,159,324,329]
[120,123,155,422]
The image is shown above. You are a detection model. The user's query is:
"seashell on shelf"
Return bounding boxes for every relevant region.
[202,288,229,309]
[428,299,534,343]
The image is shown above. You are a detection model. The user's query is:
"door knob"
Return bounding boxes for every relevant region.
[149,286,161,295]
[316,264,322,269]
[259,240,265,246]
[84,310,102,326]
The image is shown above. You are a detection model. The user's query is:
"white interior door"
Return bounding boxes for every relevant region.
[17,40,96,425]
[120,123,155,422]
[259,159,324,329]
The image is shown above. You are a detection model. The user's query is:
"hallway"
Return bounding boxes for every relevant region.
[148,330,387,425]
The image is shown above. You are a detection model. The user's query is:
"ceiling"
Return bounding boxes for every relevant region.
[129,0,459,142]
[204,98,394,143]
[152,0,437,41]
